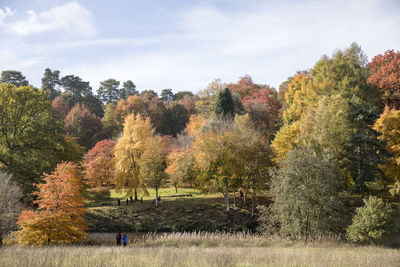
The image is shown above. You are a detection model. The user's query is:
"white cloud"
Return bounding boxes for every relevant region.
[0,7,15,25]
[7,1,96,37]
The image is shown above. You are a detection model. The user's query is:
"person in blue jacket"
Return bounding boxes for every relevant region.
[122,233,128,246]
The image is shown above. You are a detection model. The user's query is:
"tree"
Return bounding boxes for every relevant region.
[41,68,61,100]
[0,84,64,199]
[140,136,167,206]
[185,114,206,137]
[0,70,29,87]
[83,140,115,186]
[60,75,103,117]
[261,147,346,239]
[173,91,194,101]
[97,79,120,104]
[166,149,195,192]
[157,104,190,136]
[213,88,235,117]
[17,162,88,245]
[271,121,300,162]
[193,118,237,211]
[0,172,21,246]
[232,115,272,216]
[228,75,261,98]
[55,135,85,164]
[373,108,400,184]
[346,196,394,244]
[161,89,174,103]
[368,50,400,108]
[52,96,70,120]
[65,103,102,149]
[114,114,154,196]
[120,80,138,99]
[114,95,148,131]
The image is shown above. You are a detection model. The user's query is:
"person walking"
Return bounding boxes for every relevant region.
[122,233,128,247]
[116,232,122,246]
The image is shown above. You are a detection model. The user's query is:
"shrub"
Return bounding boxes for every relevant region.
[346,196,394,244]
[259,147,346,240]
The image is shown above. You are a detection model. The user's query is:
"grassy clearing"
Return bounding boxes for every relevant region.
[1,243,399,267]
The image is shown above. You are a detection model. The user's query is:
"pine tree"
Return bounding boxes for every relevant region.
[213,88,235,117]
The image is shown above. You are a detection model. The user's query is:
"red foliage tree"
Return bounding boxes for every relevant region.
[368,50,400,108]
[83,139,115,186]
[228,75,261,98]
[52,96,70,120]
[65,103,102,148]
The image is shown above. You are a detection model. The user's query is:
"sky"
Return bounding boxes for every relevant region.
[0,0,399,94]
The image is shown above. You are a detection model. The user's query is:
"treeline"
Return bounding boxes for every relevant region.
[0,43,399,245]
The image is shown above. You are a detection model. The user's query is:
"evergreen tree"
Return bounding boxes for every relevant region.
[120,80,138,99]
[0,70,29,87]
[97,78,121,103]
[41,68,61,100]
[213,88,235,117]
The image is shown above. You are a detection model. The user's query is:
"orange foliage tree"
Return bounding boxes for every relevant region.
[17,162,88,245]
[368,50,400,108]
[83,139,115,186]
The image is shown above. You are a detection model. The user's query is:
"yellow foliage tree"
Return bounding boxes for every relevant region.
[17,162,88,245]
[114,114,154,196]
[374,108,400,184]
[271,121,300,163]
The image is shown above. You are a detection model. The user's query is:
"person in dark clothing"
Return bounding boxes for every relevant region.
[126,198,129,205]
[118,199,121,206]
[122,233,128,246]
[116,232,122,246]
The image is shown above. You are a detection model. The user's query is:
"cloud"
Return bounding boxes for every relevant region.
[6,1,96,37]
[0,7,15,25]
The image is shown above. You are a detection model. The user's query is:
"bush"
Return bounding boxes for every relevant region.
[259,147,346,240]
[346,196,394,244]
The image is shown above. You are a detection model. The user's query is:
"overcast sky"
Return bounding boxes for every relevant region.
[1,0,399,94]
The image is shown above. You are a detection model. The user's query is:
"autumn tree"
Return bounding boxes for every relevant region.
[17,162,88,245]
[83,140,115,186]
[373,108,400,185]
[0,172,22,246]
[41,68,61,100]
[166,149,195,192]
[114,114,154,198]
[0,70,29,87]
[55,135,85,164]
[65,103,102,149]
[228,75,261,98]
[368,50,400,108]
[114,95,148,131]
[140,136,167,206]
[52,96,70,120]
[193,118,237,211]
[161,89,174,103]
[97,78,121,104]
[0,84,64,199]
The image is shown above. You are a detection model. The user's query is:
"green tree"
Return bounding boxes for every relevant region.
[1,70,29,87]
[173,91,194,101]
[140,136,167,206]
[0,84,64,199]
[261,147,346,239]
[120,80,138,99]
[41,68,61,100]
[346,196,394,244]
[161,89,174,103]
[213,88,235,117]
[97,78,121,103]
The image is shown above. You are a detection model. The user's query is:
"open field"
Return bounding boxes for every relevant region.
[1,242,399,267]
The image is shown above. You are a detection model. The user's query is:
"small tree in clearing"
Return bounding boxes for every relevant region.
[17,162,88,245]
[140,136,167,206]
[346,196,394,244]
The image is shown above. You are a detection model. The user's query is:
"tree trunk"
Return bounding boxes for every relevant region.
[244,187,248,205]
[174,185,178,193]
[0,234,2,247]
[233,190,236,207]
[155,186,159,206]
[225,189,230,212]
[134,189,138,201]
[251,187,256,217]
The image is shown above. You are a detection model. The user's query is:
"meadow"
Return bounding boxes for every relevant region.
[1,232,400,267]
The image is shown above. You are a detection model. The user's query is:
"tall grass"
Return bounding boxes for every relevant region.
[1,244,399,267]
